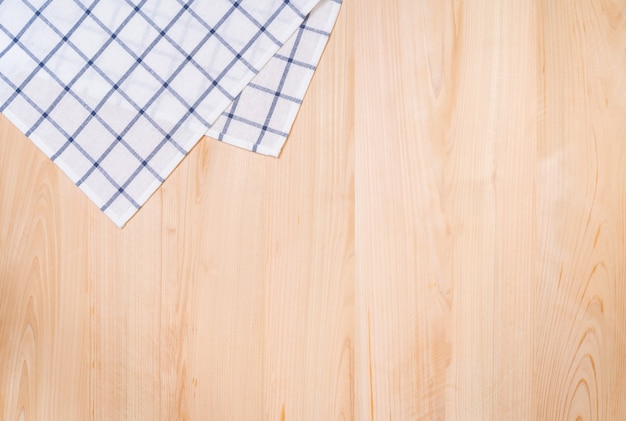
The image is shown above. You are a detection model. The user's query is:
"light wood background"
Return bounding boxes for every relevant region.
[2,0,626,419]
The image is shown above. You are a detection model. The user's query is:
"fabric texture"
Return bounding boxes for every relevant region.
[0,0,342,227]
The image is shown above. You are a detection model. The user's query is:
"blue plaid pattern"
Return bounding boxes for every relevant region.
[208,0,342,156]
[0,0,341,227]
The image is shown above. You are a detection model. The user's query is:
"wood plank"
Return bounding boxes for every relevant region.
[536,0,626,419]
[354,0,625,419]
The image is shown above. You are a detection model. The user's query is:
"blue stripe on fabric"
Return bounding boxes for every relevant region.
[23,0,151,136]
[216,95,242,140]
[0,0,99,111]
[0,5,168,184]
[0,0,53,58]
[248,83,302,104]
[0,71,142,209]
[224,0,283,47]
[173,0,258,73]
[252,19,306,150]
[100,0,306,211]
[80,0,251,196]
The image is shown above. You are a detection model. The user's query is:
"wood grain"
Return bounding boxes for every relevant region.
[1,0,626,419]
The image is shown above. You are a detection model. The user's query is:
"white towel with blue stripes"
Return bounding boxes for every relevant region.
[0,0,342,227]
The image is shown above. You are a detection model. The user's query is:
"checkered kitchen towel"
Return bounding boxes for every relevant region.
[0,0,342,227]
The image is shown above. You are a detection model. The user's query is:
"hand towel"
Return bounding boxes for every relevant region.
[0,0,342,227]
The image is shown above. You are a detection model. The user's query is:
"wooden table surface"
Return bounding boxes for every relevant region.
[2,0,626,419]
